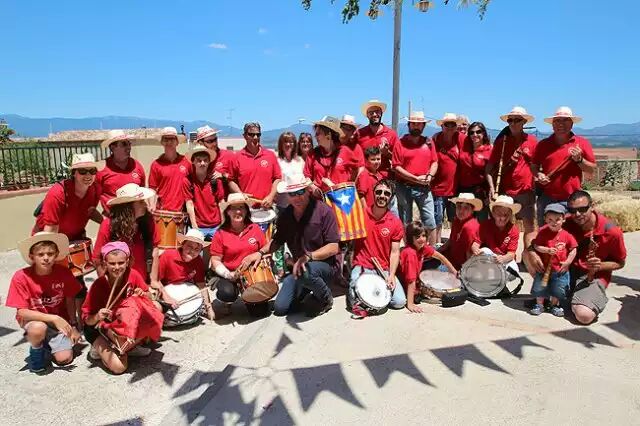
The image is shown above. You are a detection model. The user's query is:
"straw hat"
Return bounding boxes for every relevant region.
[101,129,134,149]
[314,116,345,138]
[361,99,387,117]
[340,114,359,129]
[500,106,534,124]
[18,232,69,265]
[219,193,252,225]
[68,153,100,170]
[449,193,483,211]
[159,126,187,144]
[106,183,156,206]
[195,125,220,142]
[544,106,582,124]
[186,145,213,162]
[277,173,312,194]
[407,111,430,124]
[489,195,522,215]
[436,112,460,126]
[177,228,210,248]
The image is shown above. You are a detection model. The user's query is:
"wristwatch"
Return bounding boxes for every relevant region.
[305,251,313,262]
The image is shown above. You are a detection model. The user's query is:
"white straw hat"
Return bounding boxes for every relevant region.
[340,114,359,129]
[18,232,69,265]
[449,193,483,212]
[500,106,535,124]
[407,111,430,123]
[107,183,156,206]
[68,153,101,170]
[177,228,210,248]
[361,99,387,117]
[544,106,582,124]
[276,173,313,194]
[436,112,460,126]
[489,195,522,215]
[159,126,186,144]
[195,125,221,142]
[186,145,213,162]
[101,129,134,149]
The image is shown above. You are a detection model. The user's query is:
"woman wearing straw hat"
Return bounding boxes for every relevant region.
[209,193,269,317]
[95,129,146,214]
[458,121,492,220]
[92,183,160,282]
[437,193,482,271]
[532,106,596,227]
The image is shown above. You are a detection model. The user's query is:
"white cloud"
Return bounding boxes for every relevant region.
[208,43,228,49]
[304,43,311,49]
[258,27,268,34]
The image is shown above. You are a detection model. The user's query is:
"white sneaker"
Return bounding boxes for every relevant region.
[89,346,101,360]
[128,346,152,357]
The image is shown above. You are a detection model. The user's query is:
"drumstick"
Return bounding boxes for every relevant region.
[175,287,209,306]
[370,257,386,278]
[247,197,263,205]
[105,272,122,311]
[106,280,130,311]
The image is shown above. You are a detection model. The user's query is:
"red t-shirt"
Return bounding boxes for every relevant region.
[80,268,148,320]
[96,157,146,213]
[478,219,520,255]
[354,124,400,172]
[392,135,437,183]
[458,141,492,188]
[34,179,100,240]
[229,147,282,200]
[489,133,537,196]
[209,149,234,174]
[353,208,404,270]
[431,131,465,197]
[303,146,361,192]
[399,244,435,288]
[209,223,266,271]
[564,213,627,287]
[184,175,226,228]
[356,169,387,208]
[442,216,480,269]
[533,226,578,272]
[533,134,595,200]
[6,265,81,325]
[93,216,160,281]
[157,248,205,285]
[343,141,365,170]
[148,154,192,211]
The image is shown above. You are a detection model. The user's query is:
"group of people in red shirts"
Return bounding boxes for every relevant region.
[5,100,627,375]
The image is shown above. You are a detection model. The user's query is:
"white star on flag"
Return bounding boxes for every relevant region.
[337,193,351,206]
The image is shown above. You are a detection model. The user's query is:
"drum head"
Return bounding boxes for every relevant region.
[242,281,278,304]
[460,255,507,298]
[419,270,460,292]
[250,208,277,224]
[355,274,391,310]
[164,283,203,320]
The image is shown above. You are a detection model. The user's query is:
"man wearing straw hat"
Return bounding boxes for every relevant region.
[96,129,146,214]
[354,99,400,173]
[393,111,438,237]
[486,106,538,248]
[195,125,234,180]
[532,107,596,226]
[148,127,191,212]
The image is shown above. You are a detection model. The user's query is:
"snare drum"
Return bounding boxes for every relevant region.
[324,182,367,241]
[56,239,95,277]
[240,258,278,304]
[153,210,188,249]
[250,208,277,241]
[418,270,462,300]
[353,273,391,314]
[460,254,507,298]
[163,283,204,327]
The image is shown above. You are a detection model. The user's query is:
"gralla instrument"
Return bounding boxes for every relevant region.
[56,239,95,277]
[153,210,188,249]
[324,182,367,242]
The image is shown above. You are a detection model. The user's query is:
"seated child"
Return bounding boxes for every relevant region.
[438,193,482,271]
[531,204,577,317]
[151,229,214,320]
[399,221,456,313]
[6,232,82,373]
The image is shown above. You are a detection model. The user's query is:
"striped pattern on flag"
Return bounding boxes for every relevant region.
[324,183,367,241]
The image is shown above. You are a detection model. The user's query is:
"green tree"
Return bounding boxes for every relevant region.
[302,0,491,23]
[0,123,15,143]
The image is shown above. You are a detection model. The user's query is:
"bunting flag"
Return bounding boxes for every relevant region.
[324,183,367,241]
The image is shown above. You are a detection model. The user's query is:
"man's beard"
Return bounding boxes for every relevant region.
[409,128,422,137]
[369,117,381,126]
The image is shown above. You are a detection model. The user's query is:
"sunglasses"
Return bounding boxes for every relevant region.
[246,132,262,138]
[289,188,306,197]
[443,122,457,128]
[76,168,98,175]
[567,205,591,214]
[507,117,524,124]
[468,130,483,136]
[112,140,131,148]
[374,189,392,197]
[203,138,218,144]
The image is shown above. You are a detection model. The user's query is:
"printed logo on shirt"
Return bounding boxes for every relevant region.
[51,282,65,291]
[216,161,223,169]
[554,241,567,251]
[380,227,390,237]
[337,157,344,165]
[260,160,269,168]
[248,237,258,246]
[523,147,530,155]
[131,172,141,182]
[30,294,63,310]
[379,137,389,148]
[504,236,511,246]
[180,165,188,174]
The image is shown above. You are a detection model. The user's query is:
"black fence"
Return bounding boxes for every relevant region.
[0,141,107,190]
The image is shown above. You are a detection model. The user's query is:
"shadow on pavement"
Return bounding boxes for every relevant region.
[605,293,640,341]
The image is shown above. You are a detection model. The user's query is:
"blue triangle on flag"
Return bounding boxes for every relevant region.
[327,186,356,215]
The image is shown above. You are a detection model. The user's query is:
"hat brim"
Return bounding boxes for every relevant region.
[500,113,535,124]
[489,201,522,215]
[339,121,359,129]
[544,116,582,124]
[195,129,221,142]
[218,197,252,226]
[436,119,461,126]
[70,161,101,170]
[449,197,483,212]
[177,234,210,248]
[18,233,69,265]
[159,134,187,144]
[361,102,387,117]
[314,121,345,138]
[407,118,431,124]
[101,134,134,149]
[107,187,156,206]
[186,147,214,162]
[276,178,312,194]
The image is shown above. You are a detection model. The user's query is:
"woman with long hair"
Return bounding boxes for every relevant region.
[276,132,305,210]
[297,132,314,160]
[458,121,493,220]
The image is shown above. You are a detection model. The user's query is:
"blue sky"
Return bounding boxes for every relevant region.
[1,0,639,131]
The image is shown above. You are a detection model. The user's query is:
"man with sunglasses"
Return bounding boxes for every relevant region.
[486,106,538,248]
[533,107,596,226]
[524,190,626,324]
[353,100,399,174]
[228,122,281,209]
[148,127,192,212]
[95,129,146,214]
[349,179,407,311]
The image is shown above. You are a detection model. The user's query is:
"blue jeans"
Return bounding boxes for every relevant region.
[531,270,570,302]
[273,261,334,315]
[433,196,455,226]
[348,265,406,309]
[396,183,436,228]
[536,193,568,227]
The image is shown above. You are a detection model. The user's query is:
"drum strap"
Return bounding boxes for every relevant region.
[499,266,524,297]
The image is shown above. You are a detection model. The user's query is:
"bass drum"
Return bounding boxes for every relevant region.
[460,255,507,298]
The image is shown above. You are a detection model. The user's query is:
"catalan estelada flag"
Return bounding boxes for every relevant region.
[324,183,367,241]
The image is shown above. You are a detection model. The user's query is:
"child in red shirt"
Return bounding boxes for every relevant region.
[356,146,387,208]
[531,204,577,317]
[151,229,214,320]
[399,221,456,313]
[6,232,81,373]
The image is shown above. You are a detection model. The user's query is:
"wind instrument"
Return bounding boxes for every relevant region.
[493,127,508,200]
